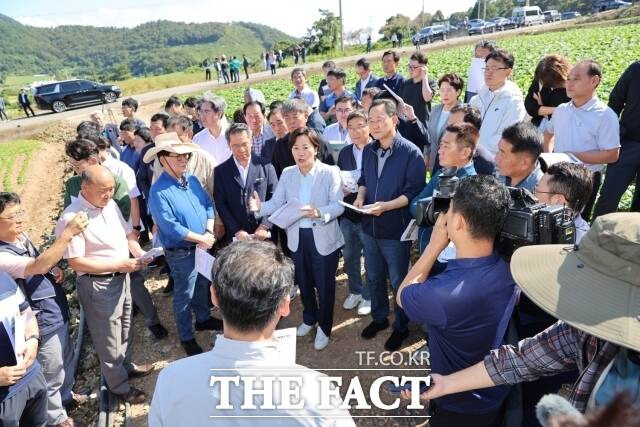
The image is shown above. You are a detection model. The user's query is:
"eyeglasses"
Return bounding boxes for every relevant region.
[407,65,420,70]
[482,67,509,73]
[335,108,353,114]
[347,124,368,131]
[165,153,192,160]
[367,117,388,125]
[0,210,26,221]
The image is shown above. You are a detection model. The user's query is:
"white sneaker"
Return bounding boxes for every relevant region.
[343,293,363,310]
[297,323,315,337]
[314,328,330,350]
[357,299,372,316]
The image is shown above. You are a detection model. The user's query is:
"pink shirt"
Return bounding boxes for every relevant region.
[54,193,132,275]
[0,235,32,279]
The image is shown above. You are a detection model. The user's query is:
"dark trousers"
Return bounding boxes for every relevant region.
[429,402,503,427]
[222,70,230,84]
[293,228,339,337]
[270,64,276,75]
[205,69,211,80]
[0,108,8,120]
[244,66,249,80]
[0,370,48,427]
[21,104,35,117]
[582,171,602,222]
[593,141,640,219]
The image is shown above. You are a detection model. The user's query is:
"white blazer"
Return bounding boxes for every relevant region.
[260,161,345,255]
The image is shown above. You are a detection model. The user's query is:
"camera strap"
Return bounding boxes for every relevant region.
[492,287,518,349]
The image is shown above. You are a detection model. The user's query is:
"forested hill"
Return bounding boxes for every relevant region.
[0,14,298,80]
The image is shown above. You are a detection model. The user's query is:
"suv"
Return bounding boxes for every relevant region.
[492,17,517,30]
[34,79,121,113]
[468,19,496,35]
[561,11,582,20]
[594,0,631,12]
[412,25,447,45]
[512,6,545,26]
[543,10,562,22]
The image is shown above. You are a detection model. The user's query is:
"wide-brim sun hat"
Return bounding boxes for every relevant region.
[142,132,199,164]
[510,212,640,352]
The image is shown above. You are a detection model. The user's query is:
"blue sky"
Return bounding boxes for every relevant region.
[0,0,477,38]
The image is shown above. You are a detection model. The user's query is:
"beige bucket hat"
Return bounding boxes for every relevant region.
[142,132,199,164]
[510,212,640,352]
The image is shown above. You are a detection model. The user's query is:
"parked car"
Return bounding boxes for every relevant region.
[512,6,545,26]
[34,79,121,113]
[561,11,582,20]
[543,10,562,22]
[412,25,448,44]
[492,17,517,30]
[468,19,496,35]
[593,0,631,12]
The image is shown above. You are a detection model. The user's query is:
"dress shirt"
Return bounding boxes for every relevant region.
[193,125,232,164]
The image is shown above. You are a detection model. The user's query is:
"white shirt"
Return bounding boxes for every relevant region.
[193,125,232,165]
[352,144,364,170]
[102,155,141,198]
[233,156,250,187]
[322,123,351,144]
[574,214,590,244]
[288,86,320,109]
[149,334,355,427]
[547,97,620,172]
[359,73,372,98]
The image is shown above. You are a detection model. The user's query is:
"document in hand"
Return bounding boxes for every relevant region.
[340,170,361,193]
[383,83,406,109]
[195,247,215,281]
[267,198,305,229]
[401,219,418,241]
[273,327,297,364]
[138,247,164,262]
[338,200,376,215]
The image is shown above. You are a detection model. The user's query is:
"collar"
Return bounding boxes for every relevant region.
[361,73,371,82]
[570,97,599,111]
[373,132,401,152]
[446,251,501,270]
[384,73,399,81]
[76,192,103,212]
[233,156,251,171]
[210,334,286,364]
[299,160,318,178]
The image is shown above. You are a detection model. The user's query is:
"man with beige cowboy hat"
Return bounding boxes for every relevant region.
[400,212,640,414]
[146,133,222,356]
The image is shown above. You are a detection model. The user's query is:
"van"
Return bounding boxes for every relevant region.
[512,6,544,26]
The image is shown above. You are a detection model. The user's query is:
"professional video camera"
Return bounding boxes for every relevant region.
[414,171,576,258]
[414,168,458,227]
[497,187,575,258]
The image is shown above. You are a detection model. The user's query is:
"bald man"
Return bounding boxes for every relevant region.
[54,165,153,404]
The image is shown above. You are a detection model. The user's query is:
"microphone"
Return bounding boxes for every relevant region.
[535,394,584,426]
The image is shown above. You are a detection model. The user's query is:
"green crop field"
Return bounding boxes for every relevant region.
[0,139,42,193]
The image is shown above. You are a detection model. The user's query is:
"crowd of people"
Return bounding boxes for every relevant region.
[1,39,639,427]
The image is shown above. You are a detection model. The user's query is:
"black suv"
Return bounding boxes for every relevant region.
[412,25,447,45]
[34,79,122,113]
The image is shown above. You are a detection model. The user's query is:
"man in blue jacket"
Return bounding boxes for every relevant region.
[354,99,426,351]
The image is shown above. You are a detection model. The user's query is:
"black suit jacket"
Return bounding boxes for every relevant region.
[213,155,278,243]
[271,133,335,178]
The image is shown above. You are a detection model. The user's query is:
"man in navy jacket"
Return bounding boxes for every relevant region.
[214,123,278,244]
[354,99,426,351]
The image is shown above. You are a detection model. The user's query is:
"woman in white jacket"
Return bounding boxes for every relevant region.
[249,127,344,350]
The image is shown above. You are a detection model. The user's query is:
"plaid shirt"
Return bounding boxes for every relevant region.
[484,320,620,412]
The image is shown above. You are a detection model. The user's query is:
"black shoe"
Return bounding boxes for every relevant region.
[361,320,389,339]
[149,323,168,340]
[384,328,409,351]
[181,339,203,356]
[195,317,223,331]
[162,279,173,297]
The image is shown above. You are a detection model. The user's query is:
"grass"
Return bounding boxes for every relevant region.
[0,139,42,192]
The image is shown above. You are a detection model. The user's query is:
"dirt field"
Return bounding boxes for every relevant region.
[16,107,431,426]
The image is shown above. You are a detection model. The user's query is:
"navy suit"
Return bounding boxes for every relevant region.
[354,75,379,102]
[213,155,278,243]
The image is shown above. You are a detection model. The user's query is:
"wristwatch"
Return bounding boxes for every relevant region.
[25,335,40,345]
[133,225,142,231]
[204,229,214,235]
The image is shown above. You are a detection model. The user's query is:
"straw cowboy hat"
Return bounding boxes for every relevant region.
[510,212,640,352]
[142,132,199,164]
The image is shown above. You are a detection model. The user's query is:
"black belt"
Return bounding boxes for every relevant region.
[85,272,125,279]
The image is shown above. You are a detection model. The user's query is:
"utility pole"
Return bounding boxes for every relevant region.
[339,0,344,52]
[422,0,425,27]
[483,0,487,20]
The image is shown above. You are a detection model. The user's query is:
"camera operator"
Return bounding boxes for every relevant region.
[401,213,640,419]
[410,123,478,254]
[534,161,593,244]
[495,122,543,193]
[398,175,516,427]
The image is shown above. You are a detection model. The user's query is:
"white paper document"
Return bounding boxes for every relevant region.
[401,219,419,241]
[195,247,215,281]
[383,83,406,108]
[340,170,361,193]
[14,312,25,365]
[273,327,297,364]
[467,57,486,94]
[138,247,164,262]
[267,199,305,229]
[338,200,377,215]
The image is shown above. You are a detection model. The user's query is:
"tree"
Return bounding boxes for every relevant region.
[433,10,446,22]
[412,12,433,30]
[379,14,414,40]
[305,9,341,54]
[344,28,366,45]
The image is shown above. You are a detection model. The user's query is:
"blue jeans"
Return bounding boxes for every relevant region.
[361,233,410,331]
[165,247,211,342]
[339,218,369,299]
